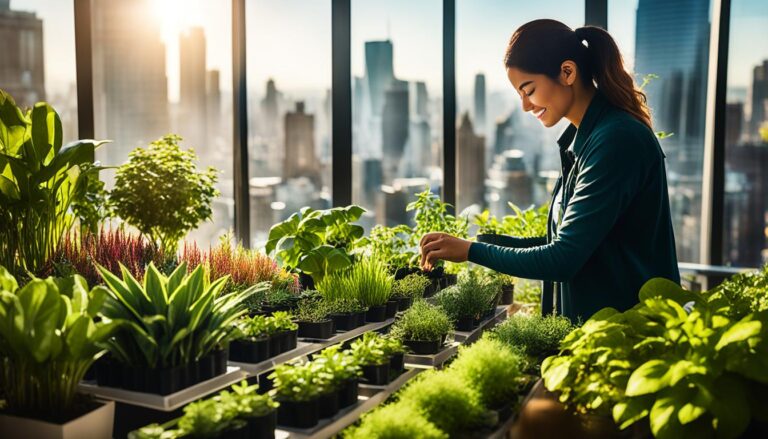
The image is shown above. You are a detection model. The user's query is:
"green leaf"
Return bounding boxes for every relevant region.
[639,278,696,305]
[678,402,707,425]
[625,359,671,396]
[613,397,651,430]
[715,320,762,351]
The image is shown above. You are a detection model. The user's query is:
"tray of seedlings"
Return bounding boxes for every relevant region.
[390,300,459,368]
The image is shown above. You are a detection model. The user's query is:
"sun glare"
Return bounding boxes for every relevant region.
[151,0,200,39]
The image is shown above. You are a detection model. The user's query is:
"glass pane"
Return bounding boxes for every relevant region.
[246,0,332,247]
[2,0,78,141]
[91,0,233,246]
[609,0,711,263]
[352,0,443,230]
[723,0,768,267]
[456,1,584,216]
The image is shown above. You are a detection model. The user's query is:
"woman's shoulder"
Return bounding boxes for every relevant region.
[588,108,664,162]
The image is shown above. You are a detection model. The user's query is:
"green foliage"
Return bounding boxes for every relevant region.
[326,298,365,314]
[355,224,415,271]
[344,402,448,439]
[130,380,277,439]
[319,257,392,307]
[265,205,365,272]
[704,266,768,319]
[542,278,768,439]
[312,345,361,387]
[434,269,499,321]
[349,332,395,366]
[0,266,121,418]
[391,273,430,299]
[390,300,452,342]
[0,90,108,276]
[268,361,324,402]
[71,163,111,235]
[407,187,469,248]
[236,312,297,339]
[489,314,575,359]
[266,311,298,332]
[109,134,219,255]
[473,203,548,238]
[294,296,332,323]
[396,370,488,433]
[97,262,262,368]
[515,279,542,304]
[448,338,525,409]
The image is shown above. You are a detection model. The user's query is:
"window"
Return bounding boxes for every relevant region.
[245,0,332,246]
[91,0,233,246]
[352,0,443,230]
[456,1,584,217]
[723,0,768,267]
[609,0,711,263]
[2,0,78,141]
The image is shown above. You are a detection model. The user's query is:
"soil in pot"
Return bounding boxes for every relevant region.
[297,319,335,339]
[338,379,359,408]
[404,338,442,355]
[365,305,387,322]
[230,337,271,363]
[317,390,340,418]
[360,362,390,385]
[330,312,358,331]
[276,398,319,429]
[385,300,399,318]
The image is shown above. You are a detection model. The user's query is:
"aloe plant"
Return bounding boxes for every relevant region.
[0,266,121,418]
[97,262,264,368]
[0,90,108,276]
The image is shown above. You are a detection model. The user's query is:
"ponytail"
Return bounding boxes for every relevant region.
[505,20,652,130]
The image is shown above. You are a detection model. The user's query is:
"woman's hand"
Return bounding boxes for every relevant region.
[419,232,472,271]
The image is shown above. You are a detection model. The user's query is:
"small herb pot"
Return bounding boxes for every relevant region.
[338,378,359,408]
[197,353,216,382]
[389,352,405,373]
[445,273,458,287]
[385,300,399,318]
[275,329,298,353]
[330,312,358,331]
[500,284,514,305]
[354,310,367,327]
[394,266,419,280]
[455,316,475,332]
[317,390,340,418]
[230,337,271,363]
[268,332,284,356]
[365,305,387,322]
[277,398,319,429]
[246,409,277,439]
[214,348,229,376]
[298,272,315,291]
[396,296,413,311]
[297,319,335,339]
[360,362,390,385]
[404,338,442,355]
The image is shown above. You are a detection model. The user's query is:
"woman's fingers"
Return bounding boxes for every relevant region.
[419,232,444,249]
[420,235,445,268]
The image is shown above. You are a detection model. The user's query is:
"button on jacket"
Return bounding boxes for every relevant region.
[468,91,680,321]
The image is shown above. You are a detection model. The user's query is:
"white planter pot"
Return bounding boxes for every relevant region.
[0,399,114,439]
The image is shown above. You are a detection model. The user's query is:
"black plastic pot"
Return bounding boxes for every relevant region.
[298,272,315,291]
[360,362,390,385]
[500,284,514,305]
[396,296,413,311]
[365,305,387,322]
[455,316,475,332]
[338,379,359,408]
[197,353,216,382]
[329,312,358,331]
[389,352,405,373]
[277,398,319,429]
[214,348,229,375]
[297,319,335,339]
[394,266,420,280]
[248,410,277,439]
[404,338,442,355]
[354,310,367,327]
[230,337,271,363]
[317,390,340,418]
[385,300,399,318]
[445,273,458,287]
[261,304,292,314]
[271,329,298,354]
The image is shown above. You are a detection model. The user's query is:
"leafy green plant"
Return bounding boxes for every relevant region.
[0,266,121,420]
[312,345,361,387]
[473,209,505,235]
[395,370,488,433]
[344,402,448,439]
[381,334,406,357]
[71,163,111,235]
[266,311,298,332]
[407,187,469,248]
[502,203,548,238]
[97,262,263,368]
[326,298,365,314]
[448,338,524,409]
[109,134,219,255]
[435,269,499,321]
[268,362,324,402]
[296,244,352,285]
[0,90,108,276]
[390,300,452,342]
[294,296,332,322]
[542,278,768,439]
[349,332,392,366]
[391,273,430,299]
[703,266,768,319]
[489,314,575,360]
[354,224,415,271]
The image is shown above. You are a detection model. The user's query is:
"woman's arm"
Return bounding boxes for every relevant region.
[479,234,547,248]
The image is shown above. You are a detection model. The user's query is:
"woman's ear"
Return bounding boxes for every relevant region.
[559,60,578,86]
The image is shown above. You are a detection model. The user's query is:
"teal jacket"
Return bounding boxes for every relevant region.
[468,91,680,321]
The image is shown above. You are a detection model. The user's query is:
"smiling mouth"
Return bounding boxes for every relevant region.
[533,108,546,119]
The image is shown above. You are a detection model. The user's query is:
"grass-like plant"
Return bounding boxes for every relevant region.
[391,273,430,300]
[98,262,263,368]
[0,267,120,420]
[318,257,392,308]
[344,402,447,439]
[488,314,575,359]
[448,338,524,409]
[389,300,452,342]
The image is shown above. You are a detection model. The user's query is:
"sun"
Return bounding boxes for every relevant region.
[150,0,202,39]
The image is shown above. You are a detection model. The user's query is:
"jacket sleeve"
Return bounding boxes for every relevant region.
[468,127,656,282]
[477,234,547,248]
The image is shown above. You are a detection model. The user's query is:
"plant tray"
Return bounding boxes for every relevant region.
[78,366,245,411]
[403,341,460,368]
[452,305,508,343]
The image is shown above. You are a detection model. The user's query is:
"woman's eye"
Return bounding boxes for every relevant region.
[527,89,535,97]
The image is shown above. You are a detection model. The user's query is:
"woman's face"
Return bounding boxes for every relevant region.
[506,65,575,128]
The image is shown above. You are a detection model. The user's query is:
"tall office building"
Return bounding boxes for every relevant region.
[284,102,320,185]
[179,27,207,149]
[411,81,429,120]
[474,73,487,134]
[725,102,744,147]
[261,78,280,137]
[382,80,409,183]
[748,60,768,141]
[92,0,169,167]
[206,69,222,147]
[1,2,45,108]
[365,40,395,117]
[456,112,486,212]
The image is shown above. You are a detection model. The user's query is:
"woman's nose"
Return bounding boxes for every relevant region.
[520,95,533,112]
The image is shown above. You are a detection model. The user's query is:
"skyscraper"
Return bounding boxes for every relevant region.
[92,0,169,167]
[748,60,768,141]
[382,80,409,183]
[179,26,207,149]
[261,78,279,137]
[412,81,429,120]
[365,40,395,117]
[456,112,486,212]
[474,73,486,134]
[0,2,45,108]
[284,102,320,186]
[725,102,744,147]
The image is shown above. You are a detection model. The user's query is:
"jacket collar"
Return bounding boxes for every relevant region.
[556,91,611,157]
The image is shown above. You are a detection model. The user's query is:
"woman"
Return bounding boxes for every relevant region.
[420,19,680,321]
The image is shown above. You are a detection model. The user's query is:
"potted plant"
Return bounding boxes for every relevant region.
[95,262,261,394]
[349,332,392,385]
[294,296,335,339]
[268,362,322,428]
[391,273,431,311]
[344,402,446,439]
[326,298,366,331]
[352,258,393,322]
[0,267,120,439]
[390,300,452,355]
[264,312,299,356]
[488,314,574,365]
[382,335,407,374]
[435,271,498,331]
[498,274,515,305]
[317,273,366,330]
[312,346,362,409]
[129,381,278,439]
[231,315,271,363]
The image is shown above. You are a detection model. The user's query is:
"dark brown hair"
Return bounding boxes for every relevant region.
[504,19,652,130]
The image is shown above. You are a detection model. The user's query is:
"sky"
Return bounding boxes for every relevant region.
[8,0,768,102]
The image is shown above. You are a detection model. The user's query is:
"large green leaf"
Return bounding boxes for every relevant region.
[715,319,762,351]
[625,359,671,396]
